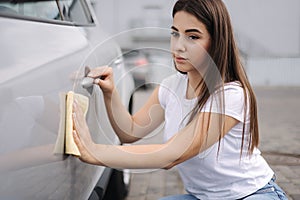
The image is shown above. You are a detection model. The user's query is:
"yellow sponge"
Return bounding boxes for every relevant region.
[54,91,89,156]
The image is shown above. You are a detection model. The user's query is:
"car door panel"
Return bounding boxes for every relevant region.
[0,1,133,199]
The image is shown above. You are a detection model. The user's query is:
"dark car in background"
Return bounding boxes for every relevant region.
[123,49,150,89]
[123,48,174,90]
[0,0,133,199]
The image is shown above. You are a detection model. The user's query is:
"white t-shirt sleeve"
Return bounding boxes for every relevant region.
[202,84,246,122]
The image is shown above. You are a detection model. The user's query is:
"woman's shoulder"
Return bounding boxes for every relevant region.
[223,81,244,94]
[224,81,242,88]
[213,81,245,101]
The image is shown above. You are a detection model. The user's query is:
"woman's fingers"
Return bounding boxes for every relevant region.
[72,130,82,156]
[72,101,92,142]
[73,130,98,164]
[72,103,99,165]
[87,66,112,79]
[87,66,114,94]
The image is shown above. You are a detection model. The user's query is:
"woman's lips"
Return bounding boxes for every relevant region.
[175,56,187,64]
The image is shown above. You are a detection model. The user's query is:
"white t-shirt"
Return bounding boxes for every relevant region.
[158,73,274,200]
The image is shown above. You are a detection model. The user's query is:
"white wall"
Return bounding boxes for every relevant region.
[225,0,300,86]
[224,0,300,57]
[246,58,300,86]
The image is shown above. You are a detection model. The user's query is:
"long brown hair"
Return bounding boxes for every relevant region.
[173,0,259,154]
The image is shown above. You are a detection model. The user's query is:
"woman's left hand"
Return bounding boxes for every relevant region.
[72,101,100,165]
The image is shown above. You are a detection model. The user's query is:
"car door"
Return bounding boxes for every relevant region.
[0,0,133,199]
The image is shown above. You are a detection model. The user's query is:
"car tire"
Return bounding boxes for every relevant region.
[102,169,129,200]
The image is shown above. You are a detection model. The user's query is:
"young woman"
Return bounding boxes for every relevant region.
[72,0,288,199]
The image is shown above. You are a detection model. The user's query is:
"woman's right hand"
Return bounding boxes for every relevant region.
[88,66,115,95]
[72,100,101,165]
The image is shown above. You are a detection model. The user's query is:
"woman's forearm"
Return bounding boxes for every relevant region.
[102,89,137,143]
[89,142,178,169]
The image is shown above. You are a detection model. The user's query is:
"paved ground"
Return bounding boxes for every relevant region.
[125,86,300,200]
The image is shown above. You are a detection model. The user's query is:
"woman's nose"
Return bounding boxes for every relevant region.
[172,36,186,52]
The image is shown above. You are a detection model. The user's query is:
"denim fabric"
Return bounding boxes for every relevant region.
[159,176,288,200]
[158,194,198,200]
[240,176,288,200]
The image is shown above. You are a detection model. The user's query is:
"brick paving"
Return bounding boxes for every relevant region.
[125,86,300,200]
[255,87,300,200]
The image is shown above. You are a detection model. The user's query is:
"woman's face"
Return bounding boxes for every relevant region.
[171,11,211,74]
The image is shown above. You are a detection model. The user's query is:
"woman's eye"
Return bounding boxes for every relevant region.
[170,31,179,37]
[188,35,200,40]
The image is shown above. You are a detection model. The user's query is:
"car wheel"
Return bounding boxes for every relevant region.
[102,169,130,200]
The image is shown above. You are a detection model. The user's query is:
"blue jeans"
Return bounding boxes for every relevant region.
[159,194,198,200]
[239,176,288,200]
[159,176,288,200]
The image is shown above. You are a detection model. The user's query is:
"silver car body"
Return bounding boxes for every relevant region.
[0,0,134,199]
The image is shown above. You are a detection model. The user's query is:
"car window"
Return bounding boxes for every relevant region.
[0,0,94,25]
[0,1,61,21]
